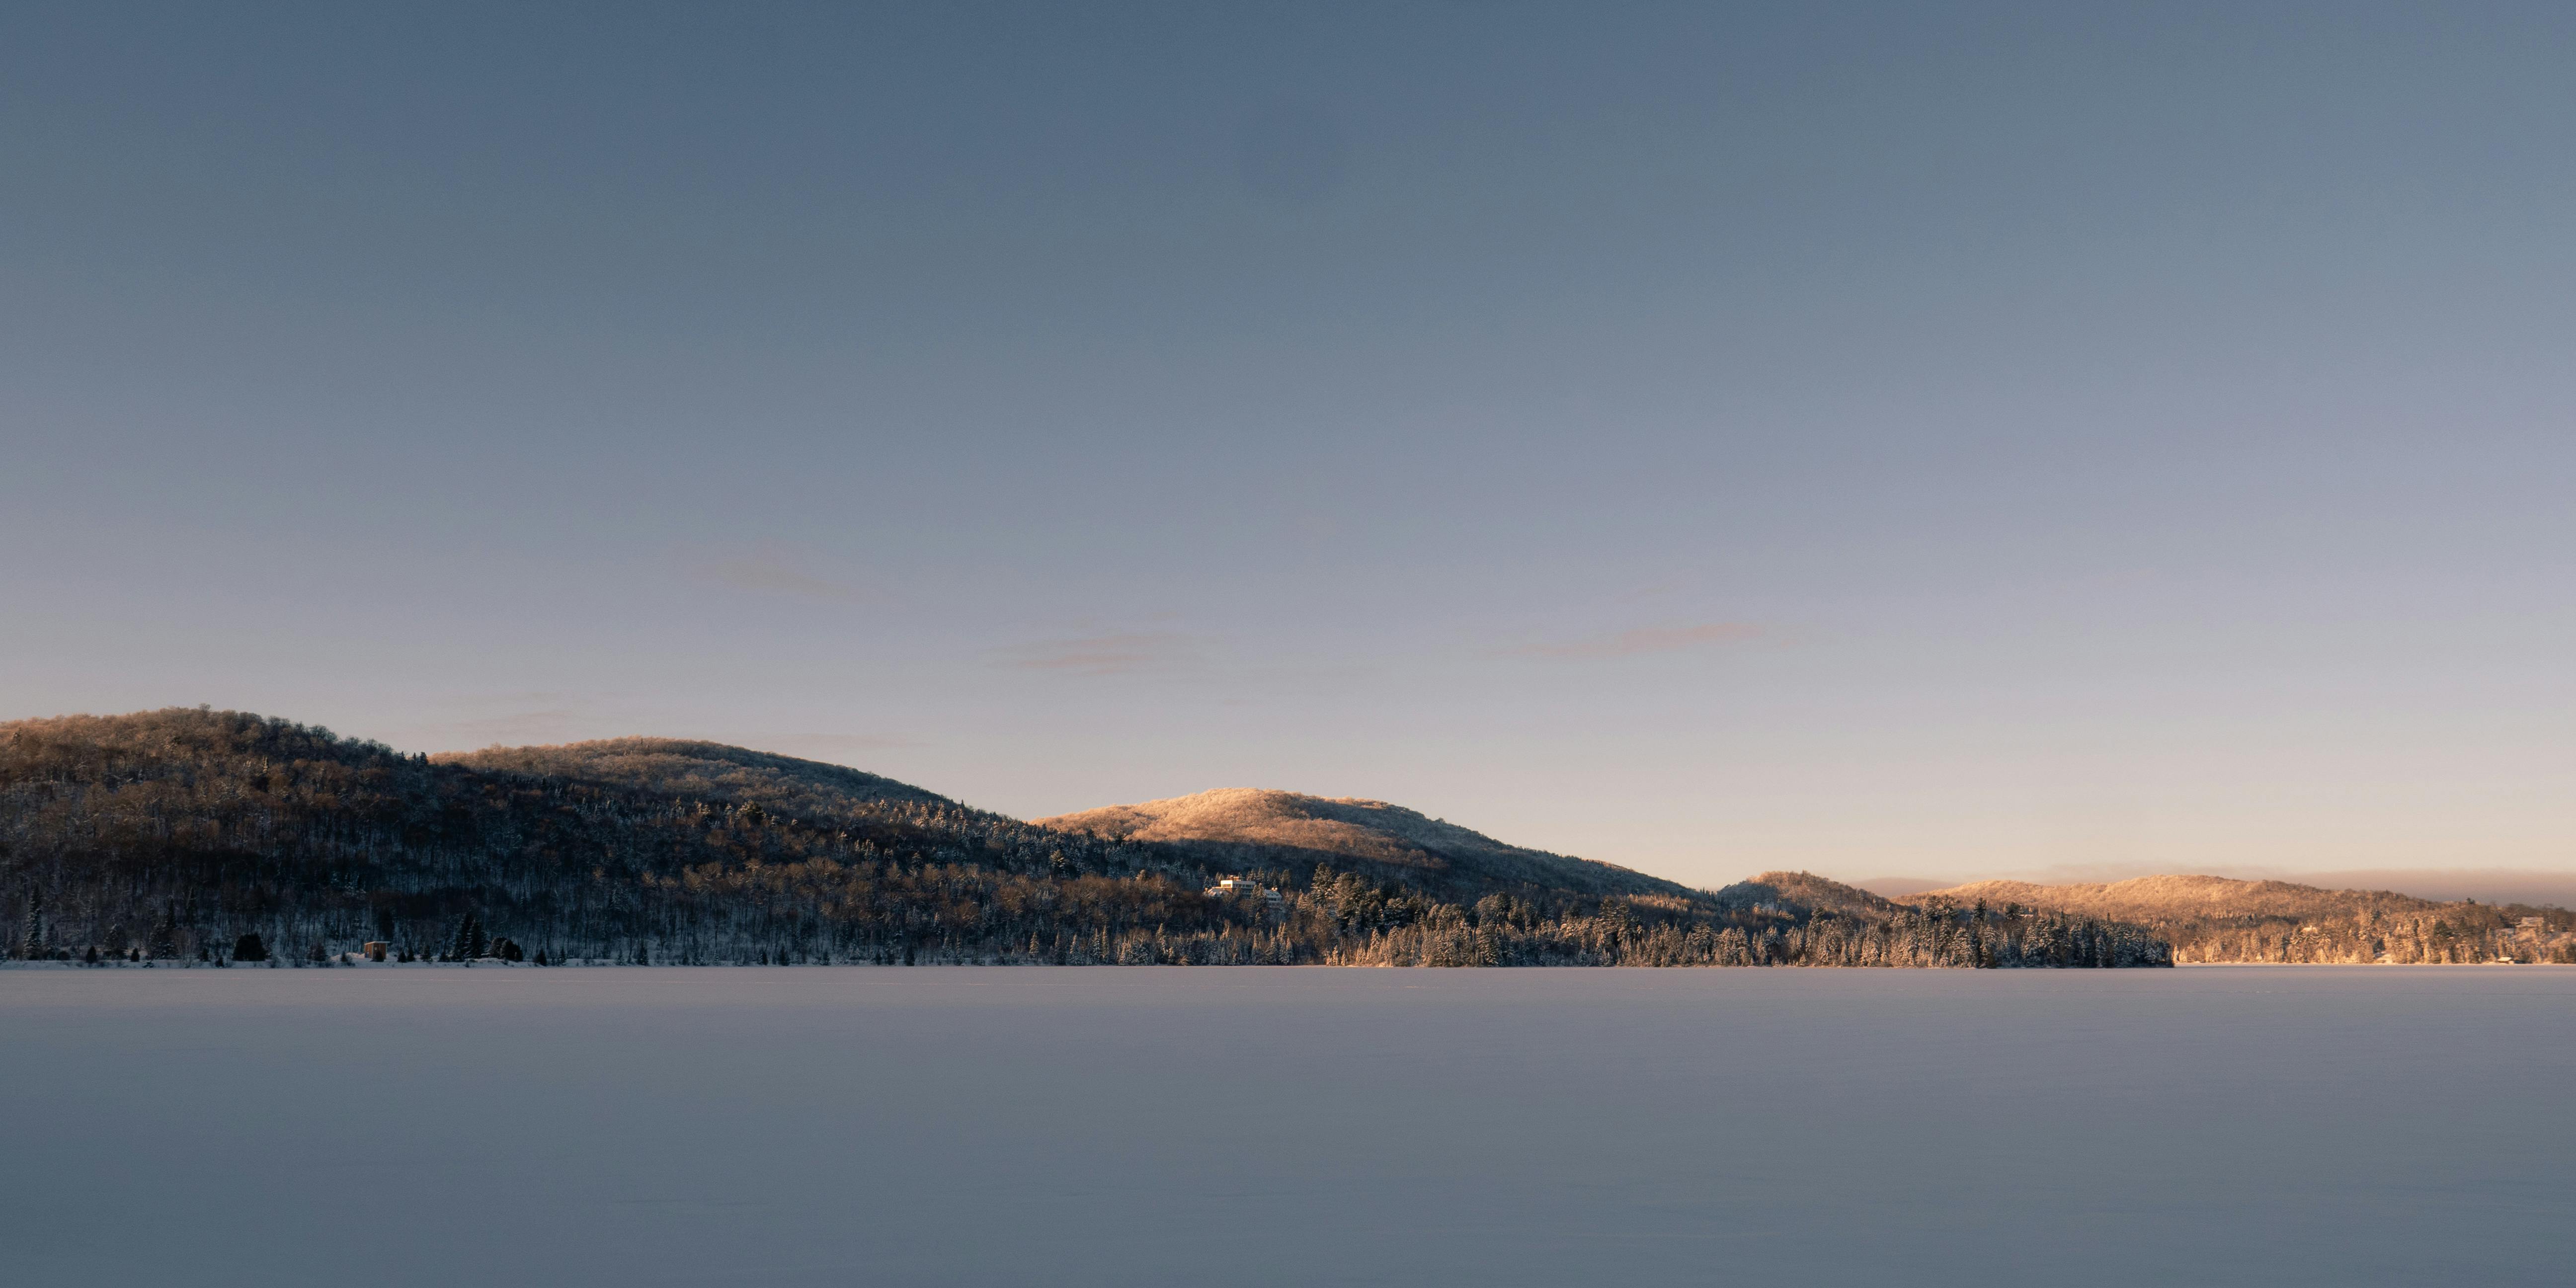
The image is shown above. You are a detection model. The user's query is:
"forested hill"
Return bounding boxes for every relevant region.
[440,738,956,817]
[3,708,2167,969]
[1034,788,1694,903]
[1910,875,2576,964]
[1712,871,1902,918]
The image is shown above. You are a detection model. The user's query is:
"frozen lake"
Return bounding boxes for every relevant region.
[5,966,2570,1287]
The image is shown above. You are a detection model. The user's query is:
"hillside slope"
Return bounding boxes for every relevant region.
[1712,871,1899,918]
[440,738,955,822]
[1913,875,2575,964]
[1036,788,1694,902]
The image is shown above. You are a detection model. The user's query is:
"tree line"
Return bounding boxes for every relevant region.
[3,708,2174,969]
[2154,907,2576,965]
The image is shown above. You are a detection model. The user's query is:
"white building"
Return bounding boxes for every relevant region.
[1205,877,1286,911]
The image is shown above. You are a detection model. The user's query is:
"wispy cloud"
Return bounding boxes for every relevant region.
[1510,621,1764,660]
[993,631,1205,677]
[689,550,868,604]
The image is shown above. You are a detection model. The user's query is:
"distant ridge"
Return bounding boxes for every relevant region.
[1917,874,2441,922]
[1035,788,1695,902]
[1848,876,1960,899]
[2245,868,2576,909]
[1909,874,2574,964]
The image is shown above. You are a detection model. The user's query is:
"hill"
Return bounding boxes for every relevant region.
[1035,788,1693,903]
[1038,795,2164,966]
[1911,875,2575,964]
[1,708,2169,970]
[1921,875,2444,923]
[439,738,955,821]
[0,709,1252,968]
[1711,871,1900,919]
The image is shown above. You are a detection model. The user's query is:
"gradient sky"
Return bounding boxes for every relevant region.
[4,2,2571,890]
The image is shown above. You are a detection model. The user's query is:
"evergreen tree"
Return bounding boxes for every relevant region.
[148,901,179,959]
[21,886,47,961]
[232,932,267,962]
[445,912,490,962]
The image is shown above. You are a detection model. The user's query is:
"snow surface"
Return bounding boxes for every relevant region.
[4,966,2570,1287]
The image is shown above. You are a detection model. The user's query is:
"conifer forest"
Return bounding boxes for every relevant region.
[2,709,2174,969]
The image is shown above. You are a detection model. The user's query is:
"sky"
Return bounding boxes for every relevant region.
[3,1,2571,891]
